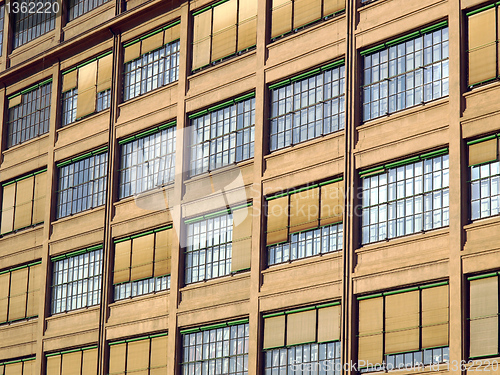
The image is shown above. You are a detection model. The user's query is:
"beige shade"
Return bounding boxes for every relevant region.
[32,171,47,225]
[469,138,498,167]
[26,264,40,318]
[76,61,97,119]
[385,291,420,353]
[62,351,82,375]
[141,32,164,55]
[212,0,237,61]
[165,24,180,43]
[1,183,16,234]
[263,315,286,349]
[8,268,28,321]
[422,324,449,349]
[8,95,22,108]
[108,343,127,375]
[231,206,253,272]
[4,362,23,375]
[320,181,344,226]
[469,8,496,50]
[154,230,172,277]
[385,328,420,354]
[469,45,497,86]
[14,176,34,230]
[317,305,341,343]
[124,42,141,63]
[150,336,168,375]
[62,69,78,92]
[266,196,289,246]
[289,187,319,233]
[22,360,36,375]
[470,317,499,358]
[324,0,345,15]
[114,240,131,284]
[293,0,321,29]
[127,340,150,375]
[192,10,212,70]
[421,285,449,347]
[287,310,317,346]
[97,54,113,93]
[237,17,257,51]
[131,234,155,281]
[46,355,62,375]
[470,276,498,319]
[358,297,383,335]
[358,334,383,367]
[82,348,98,375]
[0,273,10,323]
[271,0,292,38]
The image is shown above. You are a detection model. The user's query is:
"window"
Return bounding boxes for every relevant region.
[269,60,345,151]
[467,3,500,87]
[68,0,111,21]
[360,149,449,245]
[13,0,56,48]
[1,170,47,235]
[181,319,249,375]
[118,122,176,199]
[123,22,180,101]
[108,333,168,375]
[192,0,257,72]
[56,148,108,219]
[50,245,103,314]
[357,282,449,372]
[263,303,341,375]
[468,134,500,220]
[184,204,252,285]
[361,22,449,122]
[112,226,172,301]
[61,52,112,126]
[46,346,98,375]
[0,357,36,374]
[7,79,52,148]
[266,178,343,266]
[189,93,255,177]
[0,262,41,324]
[467,272,500,359]
[0,4,4,56]
[270,0,345,40]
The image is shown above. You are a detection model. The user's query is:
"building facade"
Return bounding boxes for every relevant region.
[0,0,499,374]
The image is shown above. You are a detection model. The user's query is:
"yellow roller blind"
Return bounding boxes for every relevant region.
[76,61,97,119]
[289,187,319,233]
[212,0,237,61]
[109,343,126,375]
[192,10,212,70]
[154,230,171,277]
[358,297,384,366]
[237,0,257,51]
[32,171,46,225]
[294,0,321,29]
[468,8,497,85]
[0,273,10,323]
[231,206,253,272]
[114,240,131,284]
[82,348,98,375]
[124,42,141,63]
[127,340,150,375]
[8,268,28,321]
[470,317,499,358]
[142,32,164,55]
[286,310,317,346]
[62,351,82,375]
[14,176,34,230]
[4,362,22,375]
[1,183,16,234]
[317,305,341,343]
[470,277,499,319]
[359,335,384,367]
[131,234,154,281]
[46,355,61,375]
[165,24,180,43]
[421,285,449,348]
[263,315,286,349]
[469,138,498,167]
[26,264,40,318]
[320,181,343,226]
[97,54,113,93]
[324,0,344,15]
[22,360,36,375]
[385,291,420,354]
[271,0,292,38]
[62,70,78,92]
[266,196,289,246]
[8,95,22,108]
[150,336,168,375]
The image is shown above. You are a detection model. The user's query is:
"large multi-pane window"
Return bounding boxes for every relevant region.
[56,149,108,219]
[68,0,110,21]
[263,303,341,375]
[61,52,112,126]
[46,346,98,375]
[123,22,180,101]
[181,320,249,375]
[270,0,345,40]
[360,149,449,245]
[185,204,253,284]
[269,61,345,151]
[0,262,41,324]
[468,134,500,221]
[361,22,449,122]
[0,357,36,375]
[189,93,255,177]
[12,0,57,48]
[357,282,449,372]
[51,246,102,314]
[192,0,257,71]
[7,79,52,148]
[118,122,176,199]
[112,226,173,301]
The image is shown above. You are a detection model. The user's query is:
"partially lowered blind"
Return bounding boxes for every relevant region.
[421,285,449,348]
[286,309,317,346]
[211,0,237,61]
[266,196,289,246]
[358,297,384,366]
[385,291,420,354]
[468,137,498,167]
[289,187,319,233]
[263,315,286,349]
[231,205,253,272]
